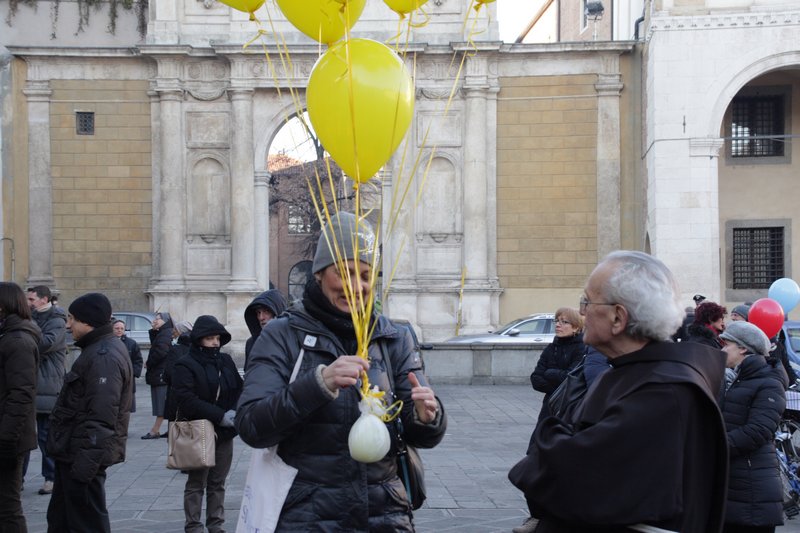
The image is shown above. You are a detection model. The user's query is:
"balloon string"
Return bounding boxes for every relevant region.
[359,384,403,423]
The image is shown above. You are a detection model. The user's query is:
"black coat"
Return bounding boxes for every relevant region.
[46,324,133,483]
[146,314,174,386]
[0,315,41,458]
[120,335,143,379]
[722,355,786,527]
[686,323,723,350]
[244,289,288,368]
[530,333,586,421]
[31,305,67,413]
[236,305,447,532]
[167,345,243,441]
[510,341,729,533]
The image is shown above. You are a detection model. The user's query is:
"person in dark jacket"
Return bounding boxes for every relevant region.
[243,289,287,369]
[530,307,585,424]
[168,315,242,533]
[719,321,787,532]
[142,311,173,439]
[23,285,67,496]
[163,321,193,425]
[509,251,728,533]
[0,282,41,531]
[236,212,447,532]
[113,319,143,412]
[46,292,133,533]
[687,301,728,349]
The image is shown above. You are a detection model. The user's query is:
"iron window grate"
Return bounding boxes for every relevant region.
[730,95,784,157]
[76,112,95,135]
[732,227,784,289]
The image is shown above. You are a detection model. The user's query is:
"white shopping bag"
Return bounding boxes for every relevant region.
[236,445,298,533]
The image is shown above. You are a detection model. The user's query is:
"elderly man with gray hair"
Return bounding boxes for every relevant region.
[510,250,729,533]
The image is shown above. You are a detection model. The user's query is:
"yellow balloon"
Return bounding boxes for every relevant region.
[276,0,366,45]
[384,0,428,15]
[474,0,495,9]
[307,39,414,183]
[217,0,265,19]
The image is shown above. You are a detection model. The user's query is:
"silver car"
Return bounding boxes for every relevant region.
[444,313,555,344]
[112,311,157,347]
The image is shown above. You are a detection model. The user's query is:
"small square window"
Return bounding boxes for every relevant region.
[76,112,94,135]
[731,226,784,289]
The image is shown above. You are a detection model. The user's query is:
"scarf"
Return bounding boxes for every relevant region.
[303,278,375,354]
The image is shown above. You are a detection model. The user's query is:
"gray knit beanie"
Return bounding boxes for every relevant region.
[730,304,750,321]
[312,212,378,274]
[719,321,770,357]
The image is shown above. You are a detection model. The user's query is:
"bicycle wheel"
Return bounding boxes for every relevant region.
[779,451,800,519]
[781,419,800,459]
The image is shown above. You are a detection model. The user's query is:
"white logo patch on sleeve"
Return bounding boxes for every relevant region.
[99,377,107,384]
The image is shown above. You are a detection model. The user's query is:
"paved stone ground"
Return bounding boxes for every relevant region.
[21,382,800,532]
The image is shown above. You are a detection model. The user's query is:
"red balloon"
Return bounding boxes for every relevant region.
[748,298,784,339]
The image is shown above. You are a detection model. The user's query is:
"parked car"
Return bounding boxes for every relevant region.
[783,321,800,367]
[112,311,157,347]
[444,313,555,344]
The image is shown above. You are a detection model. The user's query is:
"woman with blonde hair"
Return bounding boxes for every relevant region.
[530,307,586,423]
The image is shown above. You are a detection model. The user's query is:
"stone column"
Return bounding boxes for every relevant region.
[155,88,185,286]
[24,79,55,287]
[254,170,270,289]
[148,85,162,281]
[463,85,489,282]
[594,70,624,258]
[228,88,258,290]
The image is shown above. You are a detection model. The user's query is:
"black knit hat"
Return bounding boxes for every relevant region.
[68,292,112,328]
[190,315,231,346]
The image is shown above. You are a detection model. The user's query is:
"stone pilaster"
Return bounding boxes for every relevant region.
[595,71,624,258]
[23,79,55,287]
[254,170,270,289]
[463,85,489,282]
[228,87,258,290]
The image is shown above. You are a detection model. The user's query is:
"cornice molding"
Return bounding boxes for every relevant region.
[650,11,800,32]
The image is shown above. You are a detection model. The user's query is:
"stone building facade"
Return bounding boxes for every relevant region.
[9,0,793,351]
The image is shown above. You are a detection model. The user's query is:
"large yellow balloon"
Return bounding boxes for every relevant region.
[384,0,428,15]
[217,0,265,19]
[307,39,414,183]
[276,0,366,45]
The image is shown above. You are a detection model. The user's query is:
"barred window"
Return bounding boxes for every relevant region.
[730,95,784,158]
[76,112,95,135]
[287,205,313,235]
[731,227,784,289]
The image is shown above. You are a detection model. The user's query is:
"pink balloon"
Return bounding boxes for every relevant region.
[748,298,784,339]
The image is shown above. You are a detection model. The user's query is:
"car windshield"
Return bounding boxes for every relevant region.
[496,318,549,335]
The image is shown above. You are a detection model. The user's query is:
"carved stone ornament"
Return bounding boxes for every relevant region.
[187,87,228,101]
[201,0,215,8]
[418,87,457,100]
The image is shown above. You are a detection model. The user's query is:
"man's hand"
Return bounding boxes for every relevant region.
[322,356,369,393]
[409,372,438,424]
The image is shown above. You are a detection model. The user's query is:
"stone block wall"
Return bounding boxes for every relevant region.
[496,75,599,292]
[49,79,152,310]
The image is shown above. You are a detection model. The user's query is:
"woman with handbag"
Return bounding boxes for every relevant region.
[236,212,447,532]
[167,315,243,533]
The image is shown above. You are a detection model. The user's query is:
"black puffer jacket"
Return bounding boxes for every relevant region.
[31,305,67,413]
[530,333,586,421]
[722,354,786,527]
[237,305,447,532]
[687,323,723,350]
[164,332,191,385]
[244,289,288,368]
[0,315,41,458]
[146,313,173,386]
[167,316,242,441]
[46,324,133,483]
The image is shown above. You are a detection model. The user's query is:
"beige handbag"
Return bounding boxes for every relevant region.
[166,418,216,470]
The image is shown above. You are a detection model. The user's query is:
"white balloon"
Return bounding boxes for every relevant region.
[348,411,391,463]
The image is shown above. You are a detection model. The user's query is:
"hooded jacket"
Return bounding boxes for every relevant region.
[166,316,243,441]
[236,304,447,532]
[146,312,174,386]
[530,332,586,422]
[722,354,786,527]
[510,341,729,533]
[31,304,68,413]
[0,314,41,458]
[46,324,133,483]
[243,290,288,367]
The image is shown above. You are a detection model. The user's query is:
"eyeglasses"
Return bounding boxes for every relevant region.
[579,296,617,314]
[554,319,573,326]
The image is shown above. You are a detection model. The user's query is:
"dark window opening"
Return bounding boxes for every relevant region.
[732,227,784,289]
[731,95,784,157]
[288,205,313,235]
[288,261,313,303]
[76,112,95,136]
